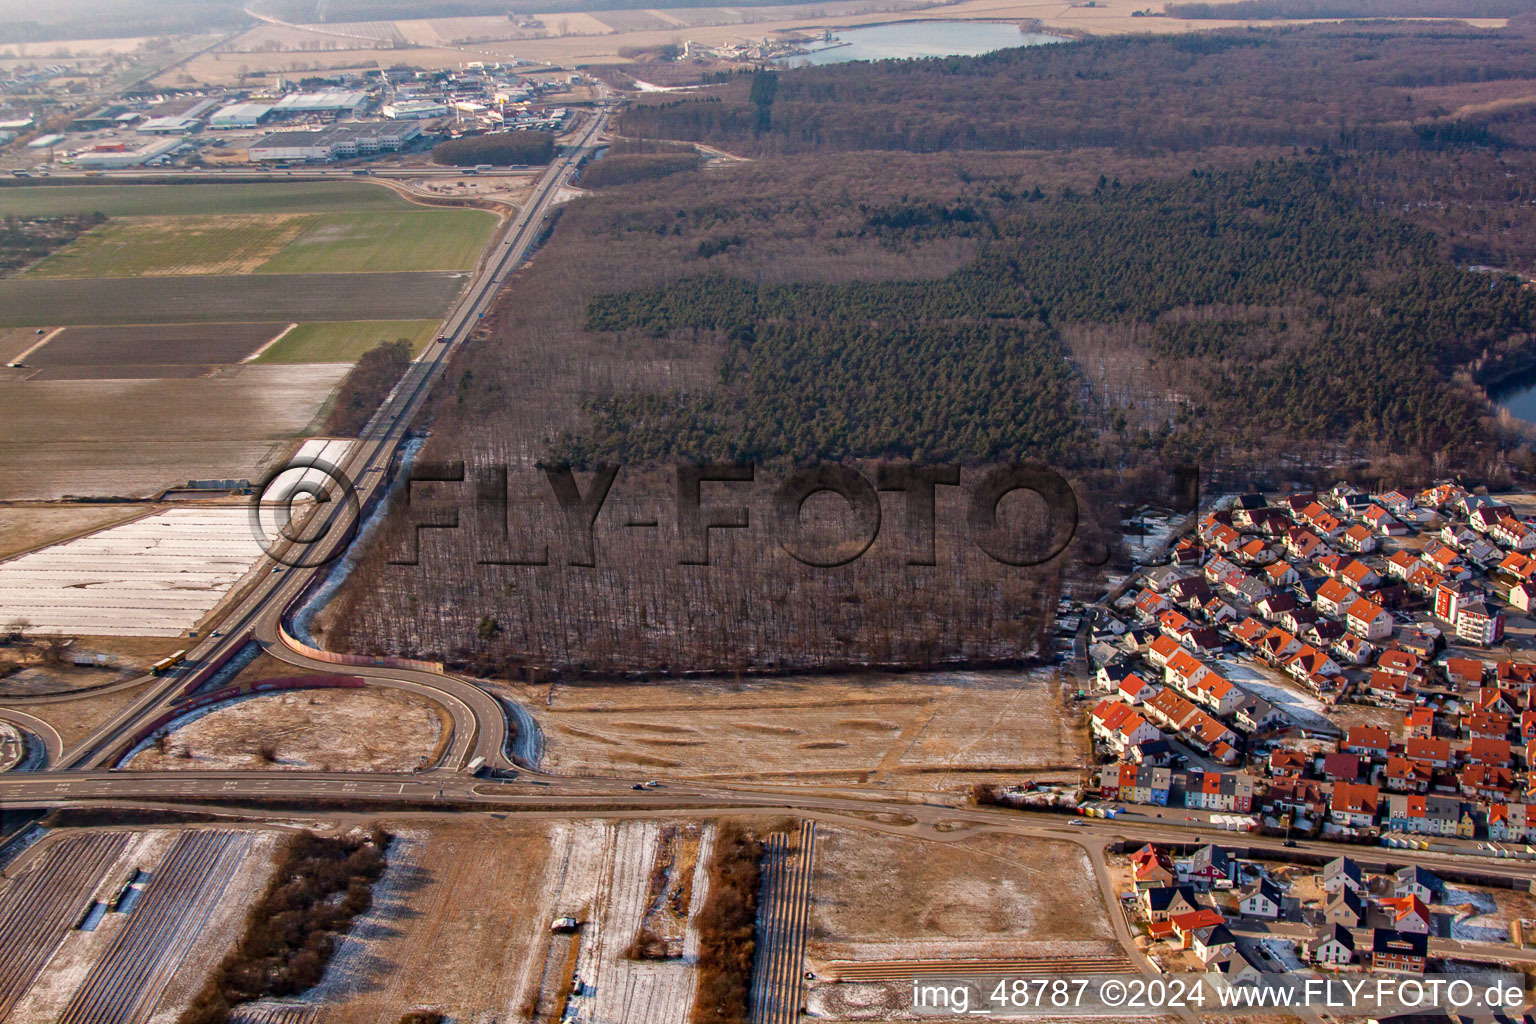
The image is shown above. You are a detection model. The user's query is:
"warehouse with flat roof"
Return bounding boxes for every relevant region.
[270,90,369,117]
[247,121,421,162]
[208,102,273,128]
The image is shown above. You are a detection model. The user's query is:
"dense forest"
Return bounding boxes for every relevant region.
[1166,0,1536,17]
[580,140,703,189]
[431,132,555,167]
[559,160,1534,468]
[328,20,1536,675]
[620,24,1536,153]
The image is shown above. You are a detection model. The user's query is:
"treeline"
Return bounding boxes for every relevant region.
[690,823,764,1024]
[0,213,104,277]
[180,828,392,1024]
[257,0,819,21]
[582,151,702,188]
[431,132,554,167]
[1166,0,1536,17]
[322,339,413,436]
[619,23,1536,154]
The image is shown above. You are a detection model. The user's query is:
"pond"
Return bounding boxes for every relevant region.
[777,21,1066,66]
[1493,375,1536,426]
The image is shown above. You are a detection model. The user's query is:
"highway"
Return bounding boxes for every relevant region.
[3,93,1534,1012]
[45,102,611,774]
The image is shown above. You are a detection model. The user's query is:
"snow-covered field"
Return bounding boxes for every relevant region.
[1217,657,1336,732]
[1446,886,1509,943]
[0,508,265,636]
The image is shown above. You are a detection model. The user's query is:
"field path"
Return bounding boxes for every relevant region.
[749,821,816,1024]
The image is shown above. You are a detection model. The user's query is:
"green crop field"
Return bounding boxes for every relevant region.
[0,182,412,217]
[255,320,440,363]
[23,214,316,278]
[255,209,498,274]
[20,207,498,279]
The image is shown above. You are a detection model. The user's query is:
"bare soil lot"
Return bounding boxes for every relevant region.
[7,677,155,749]
[24,322,283,378]
[125,687,447,772]
[0,363,352,499]
[0,272,466,327]
[806,825,1116,962]
[297,821,556,1023]
[0,503,151,559]
[537,669,1086,791]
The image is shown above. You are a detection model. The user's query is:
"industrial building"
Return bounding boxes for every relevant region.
[247,121,420,162]
[136,115,202,134]
[269,90,370,118]
[208,102,274,129]
[69,105,127,131]
[382,99,450,120]
[71,137,184,169]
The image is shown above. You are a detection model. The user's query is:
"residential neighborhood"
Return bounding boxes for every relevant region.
[1086,482,1536,850]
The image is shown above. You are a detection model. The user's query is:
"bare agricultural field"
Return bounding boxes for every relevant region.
[23,214,315,279]
[0,182,412,218]
[0,503,151,559]
[537,670,1086,789]
[0,272,466,327]
[806,825,1117,963]
[3,827,282,1024]
[0,363,351,499]
[278,821,557,1023]
[125,687,447,772]
[24,322,283,378]
[0,326,49,362]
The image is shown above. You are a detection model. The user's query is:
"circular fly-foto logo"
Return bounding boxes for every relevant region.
[248,455,361,569]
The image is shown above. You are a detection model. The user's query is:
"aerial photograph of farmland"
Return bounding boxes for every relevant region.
[8,0,1536,1020]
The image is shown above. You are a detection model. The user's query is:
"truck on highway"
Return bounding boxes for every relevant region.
[149,650,187,675]
[463,755,486,775]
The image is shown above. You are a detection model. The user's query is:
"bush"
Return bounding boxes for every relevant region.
[322,339,413,436]
[690,822,764,1024]
[432,132,555,167]
[178,827,392,1024]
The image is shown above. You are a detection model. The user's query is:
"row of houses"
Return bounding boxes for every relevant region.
[1090,481,1536,845]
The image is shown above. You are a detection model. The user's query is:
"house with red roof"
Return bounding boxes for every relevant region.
[1315,578,1358,618]
[1339,524,1378,553]
[1345,598,1392,640]
[1384,756,1431,793]
[1330,782,1381,828]
[1405,736,1452,769]
[1345,726,1390,759]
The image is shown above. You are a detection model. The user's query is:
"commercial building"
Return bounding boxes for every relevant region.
[71,137,183,169]
[383,100,450,120]
[247,121,421,162]
[269,90,369,117]
[208,102,274,129]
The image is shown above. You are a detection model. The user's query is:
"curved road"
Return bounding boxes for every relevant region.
[44,103,610,775]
